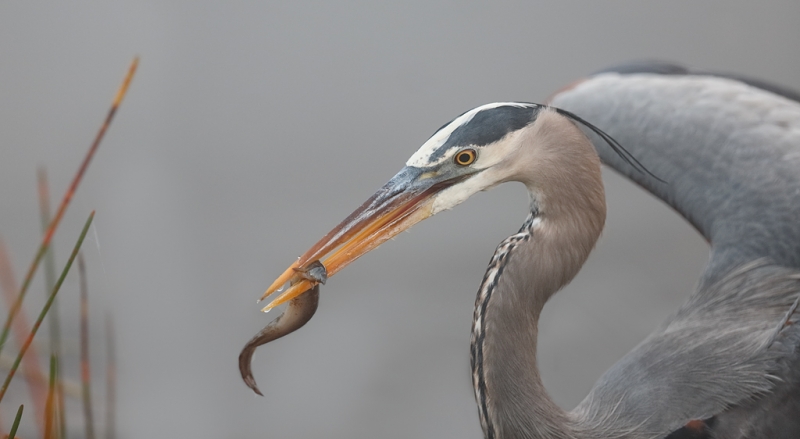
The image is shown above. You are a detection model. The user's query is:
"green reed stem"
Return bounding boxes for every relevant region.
[0,212,94,404]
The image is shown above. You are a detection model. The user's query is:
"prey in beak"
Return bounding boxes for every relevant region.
[239,165,475,394]
[239,262,325,395]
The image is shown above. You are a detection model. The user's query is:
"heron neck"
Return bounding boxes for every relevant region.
[471,220,568,439]
[472,198,604,438]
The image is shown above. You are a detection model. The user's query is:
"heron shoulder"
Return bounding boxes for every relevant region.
[551,70,800,286]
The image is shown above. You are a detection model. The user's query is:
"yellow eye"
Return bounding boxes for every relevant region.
[454,149,477,166]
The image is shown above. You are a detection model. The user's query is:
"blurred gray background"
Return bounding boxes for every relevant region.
[0,2,798,438]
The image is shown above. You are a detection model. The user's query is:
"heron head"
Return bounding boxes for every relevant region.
[260,103,549,309]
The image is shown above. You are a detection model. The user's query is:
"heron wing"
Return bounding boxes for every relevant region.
[552,63,800,437]
[552,63,800,288]
[572,261,800,437]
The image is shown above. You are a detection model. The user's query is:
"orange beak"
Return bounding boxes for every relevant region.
[259,166,466,311]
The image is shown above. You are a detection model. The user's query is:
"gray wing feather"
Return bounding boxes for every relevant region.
[593,61,800,103]
[552,69,800,287]
[572,262,800,437]
[552,65,800,437]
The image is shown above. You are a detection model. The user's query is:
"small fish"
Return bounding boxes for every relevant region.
[238,261,326,395]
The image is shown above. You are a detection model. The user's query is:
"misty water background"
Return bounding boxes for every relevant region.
[1,2,799,437]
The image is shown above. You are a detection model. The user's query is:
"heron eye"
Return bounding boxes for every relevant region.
[455,149,477,166]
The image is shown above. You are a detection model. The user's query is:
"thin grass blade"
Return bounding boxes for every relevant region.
[0,211,95,404]
[79,254,96,439]
[0,57,138,357]
[38,168,62,352]
[39,167,68,439]
[36,166,67,438]
[44,355,58,439]
[104,314,116,439]
[7,404,23,439]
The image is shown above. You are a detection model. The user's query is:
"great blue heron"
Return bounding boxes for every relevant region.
[240,62,800,438]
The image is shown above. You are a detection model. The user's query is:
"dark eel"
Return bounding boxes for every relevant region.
[238,260,326,395]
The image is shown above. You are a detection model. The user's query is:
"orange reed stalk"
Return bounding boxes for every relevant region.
[0,239,47,428]
[0,57,138,357]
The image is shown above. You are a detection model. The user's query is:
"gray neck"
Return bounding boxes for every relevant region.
[471,203,604,439]
[470,209,570,439]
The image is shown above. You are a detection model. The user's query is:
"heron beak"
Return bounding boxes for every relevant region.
[260,166,463,311]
